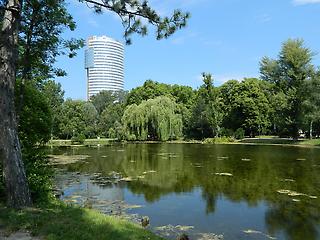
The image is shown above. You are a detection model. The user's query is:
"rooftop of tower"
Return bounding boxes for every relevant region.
[87,35,122,44]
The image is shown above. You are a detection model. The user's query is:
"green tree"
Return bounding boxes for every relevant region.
[126,81,196,136]
[16,81,53,148]
[98,103,124,138]
[126,80,171,106]
[15,81,54,202]
[170,84,196,108]
[260,39,314,138]
[188,73,222,139]
[302,71,320,138]
[127,80,196,107]
[1,0,82,207]
[122,96,182,141]
[220,78,271,137]
[90,90,117,115]
[0,0,189,207]
[58,100,98,139]
[16,0,84,117]
[41,80,65,138]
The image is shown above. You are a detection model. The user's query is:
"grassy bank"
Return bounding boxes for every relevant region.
[298,138,320,146]
[47,138,117,147]
[239,137,320,147]
[47,137,320,148]
[0,201,162,240]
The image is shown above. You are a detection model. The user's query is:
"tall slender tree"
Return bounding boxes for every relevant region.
[303,71,320,139]
[260,39,314,138]
[188,73,221,139]
[0,0,32,208]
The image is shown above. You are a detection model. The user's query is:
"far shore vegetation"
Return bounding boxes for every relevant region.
[47,137,320,147]
[46,40,320,144]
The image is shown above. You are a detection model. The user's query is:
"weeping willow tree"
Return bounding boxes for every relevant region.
[122,96,182,141]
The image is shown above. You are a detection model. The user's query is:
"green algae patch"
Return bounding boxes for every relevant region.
[0,202,163,240]
[48,155,90,165]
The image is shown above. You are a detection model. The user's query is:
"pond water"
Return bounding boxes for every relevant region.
[49,143,320,240]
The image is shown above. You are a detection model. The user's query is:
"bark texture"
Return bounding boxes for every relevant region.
[0,0,32,208]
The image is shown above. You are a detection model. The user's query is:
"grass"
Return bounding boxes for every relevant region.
[47,138,117,147]
[239,137,320,146]
[298,138,320,146]
[0,201,163,240]
[239,138,298,145]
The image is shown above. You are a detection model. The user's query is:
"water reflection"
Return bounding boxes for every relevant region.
[50,144,320,239]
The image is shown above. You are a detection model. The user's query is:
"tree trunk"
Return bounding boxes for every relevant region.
[309,120,313,140]
[0,0,32,208]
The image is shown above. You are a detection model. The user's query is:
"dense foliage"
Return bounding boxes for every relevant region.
[122,96,182,141]
[1,0,190,207]
[53,39,320,141]
[16,80,56,202]
[260,39,315,138]
[219,78,271,137]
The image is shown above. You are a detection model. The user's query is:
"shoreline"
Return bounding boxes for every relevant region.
[47,137,320,148]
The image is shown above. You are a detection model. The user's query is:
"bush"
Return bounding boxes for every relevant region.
[220,128,234,137]
[23,148,54,203]
[235,128,245,139]
[203,137,235,144]
[71,133,86,144]
[126,134,137,141]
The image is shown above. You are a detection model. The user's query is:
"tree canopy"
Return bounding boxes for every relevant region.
[122,96,182,141]
[0,0,190,208]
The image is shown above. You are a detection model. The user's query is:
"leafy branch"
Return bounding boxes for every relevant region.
[79,0,190,44]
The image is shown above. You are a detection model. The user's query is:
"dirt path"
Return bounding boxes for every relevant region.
[0,231,41,240]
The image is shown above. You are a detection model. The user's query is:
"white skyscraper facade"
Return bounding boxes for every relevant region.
[85,36,124,100]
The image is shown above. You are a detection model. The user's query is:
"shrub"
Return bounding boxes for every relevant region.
[71,133,86,144]
[126,134,137,141]
[235,128,245,139]
[220,128,234,137]
[23,148,54,203]
[203,137,235,144]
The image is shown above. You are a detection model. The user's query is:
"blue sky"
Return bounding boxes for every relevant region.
[56,0,320,99]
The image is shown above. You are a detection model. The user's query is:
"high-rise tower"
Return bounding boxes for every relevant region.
[85,36,124,100]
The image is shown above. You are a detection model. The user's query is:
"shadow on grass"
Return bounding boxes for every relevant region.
[0,201,162,240]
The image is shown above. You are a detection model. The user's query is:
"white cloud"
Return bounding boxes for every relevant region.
[293,0,320,5]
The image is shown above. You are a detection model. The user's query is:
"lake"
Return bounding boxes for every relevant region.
[49,143,320,240]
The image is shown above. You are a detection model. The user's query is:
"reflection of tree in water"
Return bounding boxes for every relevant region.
[54,144,320,239]
[265,200,320,240]
[122,144,196,198]
[201,190,217,214]
[121,144,320,238]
